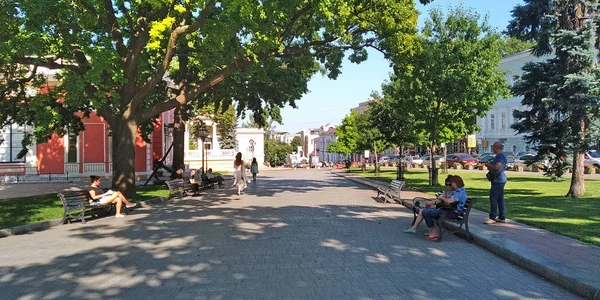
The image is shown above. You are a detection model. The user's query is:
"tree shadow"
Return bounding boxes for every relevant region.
[0,189,575,299]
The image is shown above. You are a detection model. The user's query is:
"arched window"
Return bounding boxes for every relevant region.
[512,145,517,154]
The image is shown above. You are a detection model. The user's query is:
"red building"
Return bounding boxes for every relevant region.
[0,112,164,181]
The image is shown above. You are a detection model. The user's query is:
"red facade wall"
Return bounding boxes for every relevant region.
[37,133,65,174]
[135,134,147,172]
[151,118,163,161]
[83,123,105,163]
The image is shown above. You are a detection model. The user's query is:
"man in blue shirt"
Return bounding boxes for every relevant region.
[484,142,508,224]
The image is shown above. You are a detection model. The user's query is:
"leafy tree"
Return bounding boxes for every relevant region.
[330,107,388,172]
[508,0,600,197]
[1,0,425,195]
[500,36,535,57]
[387,5,509,185]
[290,136,302,150]
[264,138,292,167]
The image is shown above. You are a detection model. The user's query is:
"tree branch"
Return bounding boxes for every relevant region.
[129,0,217,113]
[11,57,80,72]
[102,0,127,57]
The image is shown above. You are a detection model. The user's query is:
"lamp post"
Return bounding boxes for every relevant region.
[197,125,208,175]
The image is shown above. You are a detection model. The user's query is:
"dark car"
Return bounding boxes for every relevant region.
[446,153,478,167]
[478,155,495,165]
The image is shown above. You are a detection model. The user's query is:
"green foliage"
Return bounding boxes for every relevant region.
[264,138,292,167]
[290,136,302,150]
[1,0,424,191]
[330,104,388,157]
[387,5,509,154]
[500,36,535,56]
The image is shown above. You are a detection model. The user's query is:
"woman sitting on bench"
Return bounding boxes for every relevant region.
[404,175,468,240]
[88,175,137,218]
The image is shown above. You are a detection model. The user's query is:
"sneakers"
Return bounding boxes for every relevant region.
[496,218,507,223]
[126,203,137,208]
[483,218,496,225]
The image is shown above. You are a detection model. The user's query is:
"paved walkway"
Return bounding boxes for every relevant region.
[337,171,600,300]
[0,170,580,299]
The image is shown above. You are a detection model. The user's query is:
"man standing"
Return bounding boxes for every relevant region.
[484,142,508,224]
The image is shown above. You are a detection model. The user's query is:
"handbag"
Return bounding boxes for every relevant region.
[486,171,497,182]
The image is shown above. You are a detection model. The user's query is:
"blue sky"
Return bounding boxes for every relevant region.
[275,0,524,133]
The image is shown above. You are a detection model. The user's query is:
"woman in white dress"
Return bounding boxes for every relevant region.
[233,152,247,195]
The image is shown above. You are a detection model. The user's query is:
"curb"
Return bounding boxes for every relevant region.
[331,170,600,300]
[0,195,171,239]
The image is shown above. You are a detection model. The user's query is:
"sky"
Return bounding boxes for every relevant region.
[275,0,525,133]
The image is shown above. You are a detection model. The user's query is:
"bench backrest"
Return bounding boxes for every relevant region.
[456,198,475,220]
[166,179,184,189]
[390,180,404,190]
[58,192,90,207]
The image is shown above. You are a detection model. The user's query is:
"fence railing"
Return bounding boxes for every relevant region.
[186,149,236,160]
[1,173,71,183]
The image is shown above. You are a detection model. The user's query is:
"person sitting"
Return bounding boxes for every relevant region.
[425,175,454,208]
[88,175,137,218]
[404,175,468,240]
[188,169,201,196]
[206,168,225,187]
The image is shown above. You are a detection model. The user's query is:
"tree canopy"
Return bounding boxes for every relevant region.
[0,0,427,194]
[384,5,509,184]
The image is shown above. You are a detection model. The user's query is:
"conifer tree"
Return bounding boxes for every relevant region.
[509,0,600,197]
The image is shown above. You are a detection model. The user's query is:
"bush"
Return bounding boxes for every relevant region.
[513,165,523,172]
[584,165,596,174]
[453,164,462,170]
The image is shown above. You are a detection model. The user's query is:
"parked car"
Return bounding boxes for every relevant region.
[514,154,536,165]
[516,151,535,157]
[478,155,495,165]
[379,156,390,163]
[585,151,600,168]
[421,155,445,166]
[446,153,478,167]
[407,155,423,165]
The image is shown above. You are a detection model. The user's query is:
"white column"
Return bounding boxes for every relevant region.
[212,123,219,150]
[184,125,190,151]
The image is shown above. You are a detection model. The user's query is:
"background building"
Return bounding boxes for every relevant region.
[476,50,549,154]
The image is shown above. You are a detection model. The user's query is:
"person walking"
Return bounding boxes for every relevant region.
[250,158,259,182]
[484,141,508,224]
[233,152,247,195]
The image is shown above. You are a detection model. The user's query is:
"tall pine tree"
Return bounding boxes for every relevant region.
[510,0,600,197]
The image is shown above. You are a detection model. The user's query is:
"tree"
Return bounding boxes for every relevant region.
[387,5,510,185]
[500,36,535,57]
[1,0,425,195]
[290,136,302,151]
[508,0,600,197]
[264,138,292,167]
[330,107,388,172]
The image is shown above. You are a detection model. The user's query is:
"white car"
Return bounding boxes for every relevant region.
[406,156,423,165]
[585,151,600,168]
[421,155,445,165]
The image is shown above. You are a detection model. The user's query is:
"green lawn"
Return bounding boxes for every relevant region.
[0,185,170,229]
[348,167,600,246]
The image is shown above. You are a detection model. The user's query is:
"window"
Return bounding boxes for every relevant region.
[0,124,26,163]
[67,132,78,163]
[490,114,496,130]
[513,110,519,125]
[501,112,507,129]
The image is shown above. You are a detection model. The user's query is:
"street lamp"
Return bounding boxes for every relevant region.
[197,125,208,175]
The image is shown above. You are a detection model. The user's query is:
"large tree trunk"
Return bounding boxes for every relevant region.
[170,105,186,179]
[567,152,585,197]
[111,118,138,197]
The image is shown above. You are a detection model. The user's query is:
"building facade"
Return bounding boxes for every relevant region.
[476,50,549,154]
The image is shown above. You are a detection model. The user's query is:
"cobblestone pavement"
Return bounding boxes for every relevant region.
[0,170,579,299]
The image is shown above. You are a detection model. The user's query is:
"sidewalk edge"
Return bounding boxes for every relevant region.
[331,170,600,300]
[0,195,170,239]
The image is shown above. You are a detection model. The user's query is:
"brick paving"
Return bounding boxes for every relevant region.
[0,170,579,299]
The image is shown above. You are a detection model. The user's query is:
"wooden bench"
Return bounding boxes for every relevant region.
[166,179,189,199]
[58,191,127,224]
[412,197,476,242]
[200,175,216,190]
[375,180,404,204]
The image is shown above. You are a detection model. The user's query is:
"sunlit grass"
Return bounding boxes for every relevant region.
[348,167,600,246]
[0,185,170,229]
